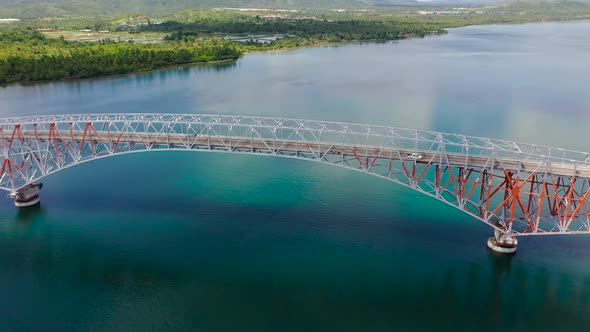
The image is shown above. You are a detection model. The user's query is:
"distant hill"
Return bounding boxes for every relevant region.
[2,0,589,18]
[0,0,508,18]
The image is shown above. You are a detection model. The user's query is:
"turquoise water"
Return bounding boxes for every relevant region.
[1,21,590,331]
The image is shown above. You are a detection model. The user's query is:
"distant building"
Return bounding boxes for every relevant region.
[0,18,20,24]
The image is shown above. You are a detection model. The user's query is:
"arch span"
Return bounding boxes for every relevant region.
[1,113,590,237]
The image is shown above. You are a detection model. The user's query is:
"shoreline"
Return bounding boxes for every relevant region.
[242,33,443,55]
[1,32,445,86]
[0,58,239,86]
[3,17,590,86]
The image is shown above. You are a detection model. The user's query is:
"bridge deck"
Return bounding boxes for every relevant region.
[20,131,590,179]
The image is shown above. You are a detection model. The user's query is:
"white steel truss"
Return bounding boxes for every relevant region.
[1,113,589,236]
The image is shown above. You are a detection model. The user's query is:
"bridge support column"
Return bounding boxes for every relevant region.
[487,229,518,254]
[9,183,43,208]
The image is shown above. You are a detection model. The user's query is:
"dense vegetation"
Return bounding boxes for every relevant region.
[141,1,590,42]
[0,9,451,84]
[155,18,445,41]
[0,30,240,84]
[2,1,590,84]
[17,1,590,34]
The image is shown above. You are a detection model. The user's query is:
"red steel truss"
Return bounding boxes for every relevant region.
[0,113,589,236]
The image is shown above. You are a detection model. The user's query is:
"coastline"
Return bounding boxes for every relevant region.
[0,32,446,86]
[0,58,239,86]
[242,32,445,55]
[3,16,590,85]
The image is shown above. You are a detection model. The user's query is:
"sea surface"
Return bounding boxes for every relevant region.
[1,21,590,331]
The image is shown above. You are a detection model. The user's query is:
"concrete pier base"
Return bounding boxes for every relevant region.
[487,229,517,254]
[9,183,43,208]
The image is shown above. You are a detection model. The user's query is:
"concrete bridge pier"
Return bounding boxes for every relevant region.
[9,182,43,208]
[487,229,518,254]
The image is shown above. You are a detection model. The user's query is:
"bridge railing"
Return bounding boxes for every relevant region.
[1,113,589,169]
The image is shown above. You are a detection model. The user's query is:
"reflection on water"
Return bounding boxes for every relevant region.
[15,202,44,224]
[1,212,589,332]
[4,60,239,90]
[488,250,514,275]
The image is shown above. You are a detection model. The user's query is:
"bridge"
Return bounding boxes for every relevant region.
[1,113,590,253]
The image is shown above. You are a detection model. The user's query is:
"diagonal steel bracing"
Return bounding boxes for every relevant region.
[1,113,590,236]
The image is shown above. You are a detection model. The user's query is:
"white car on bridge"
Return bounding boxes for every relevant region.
[407,153,423,160]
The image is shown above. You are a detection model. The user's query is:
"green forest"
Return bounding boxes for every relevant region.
[0,30,241,84]
[0,15,447,84]
[156,19,446,41]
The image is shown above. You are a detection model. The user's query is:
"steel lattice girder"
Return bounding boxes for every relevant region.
[1,113,590,236]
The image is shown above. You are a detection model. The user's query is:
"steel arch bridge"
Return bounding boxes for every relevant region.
[1,113,590,240]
